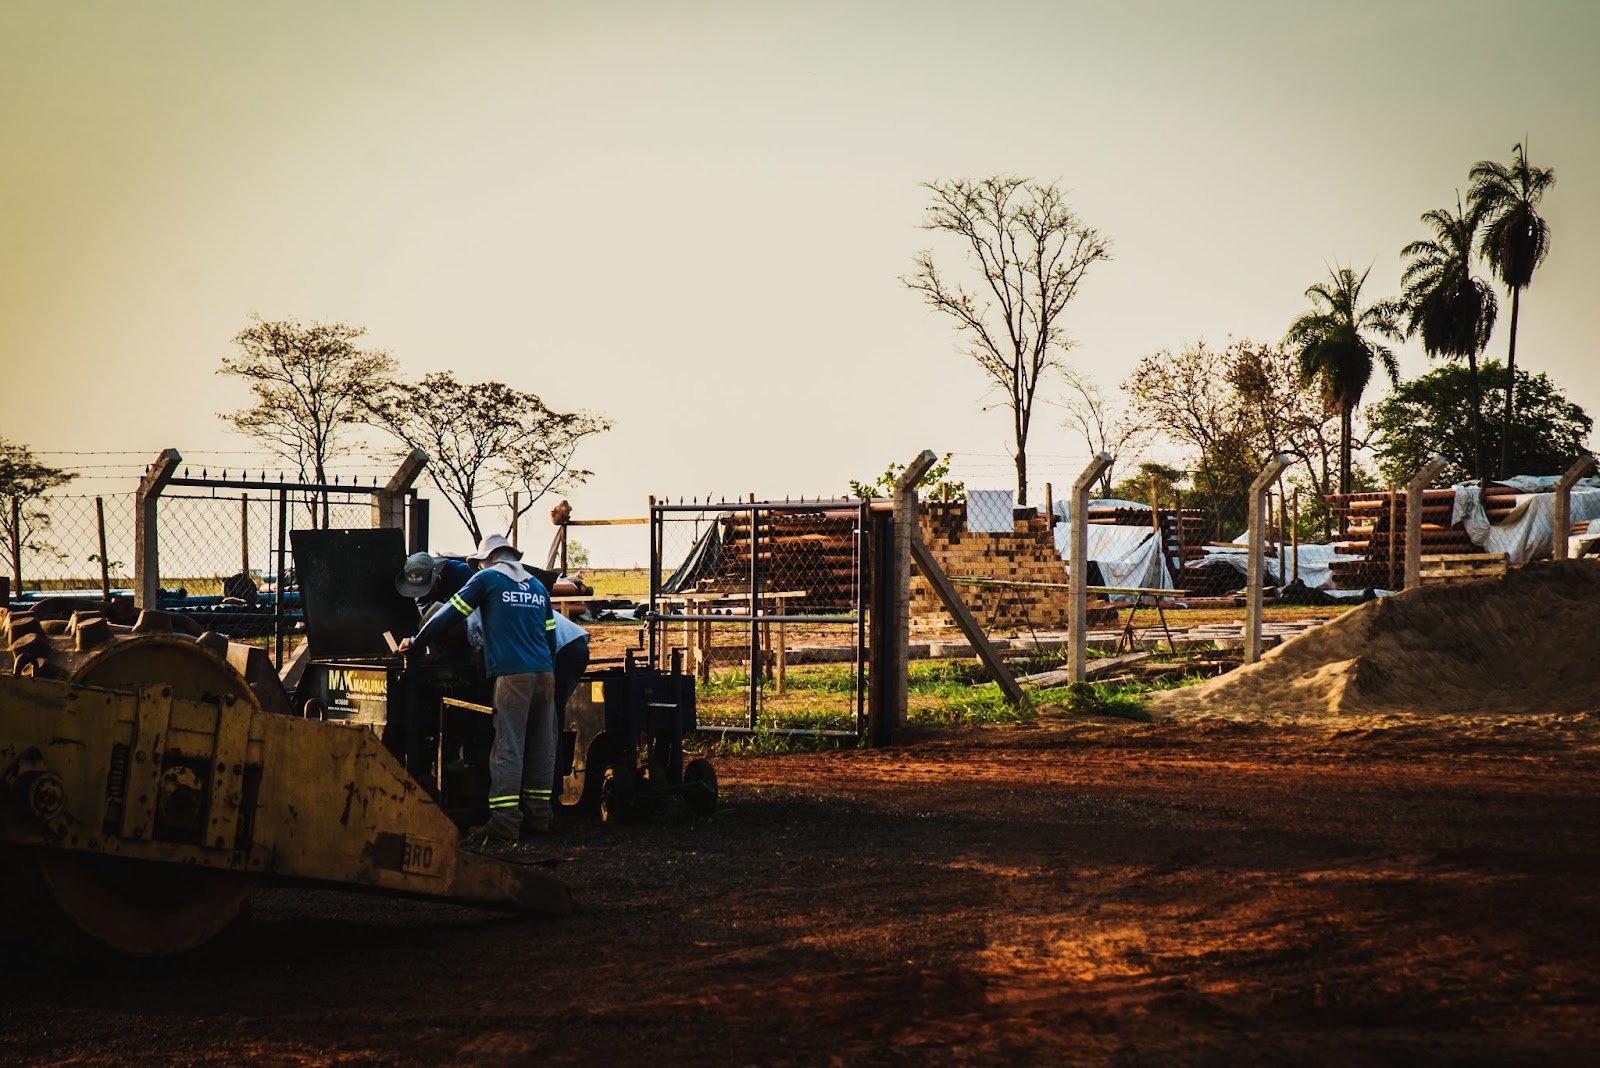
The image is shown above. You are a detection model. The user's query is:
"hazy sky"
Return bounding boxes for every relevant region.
[4,0,1597,564]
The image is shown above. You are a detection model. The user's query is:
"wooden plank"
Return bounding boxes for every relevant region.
[909,533,1029,711]
[1018,651,1149,687]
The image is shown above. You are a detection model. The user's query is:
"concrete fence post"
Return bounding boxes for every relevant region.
[1069,453,1114,682]
[1244,453,1293,664]
[373,449,428,531]
[1404,453,1448,589]
[1553,454,1598,561]
[890,450,939,729]
[134,449,181,611]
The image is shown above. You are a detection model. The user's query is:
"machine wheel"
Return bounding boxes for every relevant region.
[632,762,672,822]
[30,636,262,958]
[598,763,635,824]
[35,851,256,958]
[575,736,617,817]
[683,758,719,817]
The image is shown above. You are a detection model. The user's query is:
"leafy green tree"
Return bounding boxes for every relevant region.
[1367,361,1591,486]
[1283,265,1403,498]
[1124,339,1341,540]
[1399,199,1498,481]
[1469,142,1556,476]
[850,452,965,501]
[904,176,1111,507]
[0,437,75,591]
[368,372,611,544]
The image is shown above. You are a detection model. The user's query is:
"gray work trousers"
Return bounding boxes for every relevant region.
[487,671,557,832]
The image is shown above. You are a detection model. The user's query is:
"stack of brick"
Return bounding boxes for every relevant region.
[911,500,1094,632]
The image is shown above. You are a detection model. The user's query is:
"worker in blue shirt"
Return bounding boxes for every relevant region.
[399,533,557,845]
[386,551,479,781]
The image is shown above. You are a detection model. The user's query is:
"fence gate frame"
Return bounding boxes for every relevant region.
[134,448,429,667]
[648,497,871,737]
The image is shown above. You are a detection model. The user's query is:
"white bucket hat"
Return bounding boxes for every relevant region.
[468,533,523,564]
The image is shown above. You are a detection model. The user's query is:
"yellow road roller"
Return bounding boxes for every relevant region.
[0,608,572,960]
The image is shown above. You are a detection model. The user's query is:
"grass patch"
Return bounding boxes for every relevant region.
[583,567,649,599]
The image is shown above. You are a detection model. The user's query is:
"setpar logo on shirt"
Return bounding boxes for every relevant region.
[501,584,547,607]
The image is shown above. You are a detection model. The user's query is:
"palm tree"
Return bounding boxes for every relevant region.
[1400,198,1498,482]
[1469,142,1555,477]
[1284,265,1403,498]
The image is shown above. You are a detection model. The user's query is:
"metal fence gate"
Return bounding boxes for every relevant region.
[648,499,869,736]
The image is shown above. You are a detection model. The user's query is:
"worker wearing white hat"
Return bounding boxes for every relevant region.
[399,532,557,846]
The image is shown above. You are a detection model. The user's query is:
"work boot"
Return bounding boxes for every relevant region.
[519,802,553,839]
[462,813,521,851]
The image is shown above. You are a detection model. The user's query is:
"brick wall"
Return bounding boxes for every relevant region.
[911,500,1071,632]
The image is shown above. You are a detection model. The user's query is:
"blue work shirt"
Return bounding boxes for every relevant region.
[412,566,556,677]
[427,558,474,608]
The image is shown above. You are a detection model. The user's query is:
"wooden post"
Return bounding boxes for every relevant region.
[96,496,112,607]
[1387,489,1398,591]
[135,448,181,610]
[775,621,787,696]
[372,449,428,531]
[1149,476,1161,539]
[1290,488,1300,587]
[1070,453,1115,681]
[1245,453,1292,664]
[241,493,250,578]
[1553,455,1598,561]
[9,497,21,598]
[891,450,939,728]
[1404,454,1448,589]
[1044,482,1054,526]
[1174,488,1186,576]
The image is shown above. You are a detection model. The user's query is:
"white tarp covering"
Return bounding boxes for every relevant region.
[1051,499,1176,594]
[1190,537,1341,589]
[1451,481,1600,565]
[1052,499,1343,592]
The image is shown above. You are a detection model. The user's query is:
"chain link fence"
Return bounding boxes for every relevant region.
[5,493,137,595]
[651,500,867,735]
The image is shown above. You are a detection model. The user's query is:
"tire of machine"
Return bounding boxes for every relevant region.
[597,763,635,824]
[575,735,618,817]
[1,622,265,960]
[638,761,672,821]
[683,758,719,817]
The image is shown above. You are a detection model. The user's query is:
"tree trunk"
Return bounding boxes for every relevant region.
[1499,285,1521,479]
[1339,404,1353,498]
[1466,353,1486,484]
[1014,448,1028,509]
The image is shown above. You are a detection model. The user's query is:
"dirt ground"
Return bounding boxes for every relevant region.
[4,710,1599,1066]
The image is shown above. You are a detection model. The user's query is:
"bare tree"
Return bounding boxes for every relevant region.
[904,176,1110,506]
[1058,369,1153,497]
[219,315,398,485]
[368,372,611,545]
[0,437,75,590]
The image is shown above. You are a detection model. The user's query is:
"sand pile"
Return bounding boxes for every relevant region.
[1150,559,1600,720]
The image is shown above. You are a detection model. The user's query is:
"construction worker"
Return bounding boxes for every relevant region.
[398,533,557,846]
[386,551,479,781]
[552,611,590,719]
[395,551,474,616]
[549,610,590,808]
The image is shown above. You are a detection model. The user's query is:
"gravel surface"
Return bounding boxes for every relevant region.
[4,712,1599,1066]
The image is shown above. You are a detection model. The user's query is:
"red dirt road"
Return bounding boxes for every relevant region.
[4,713,1600,1065]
